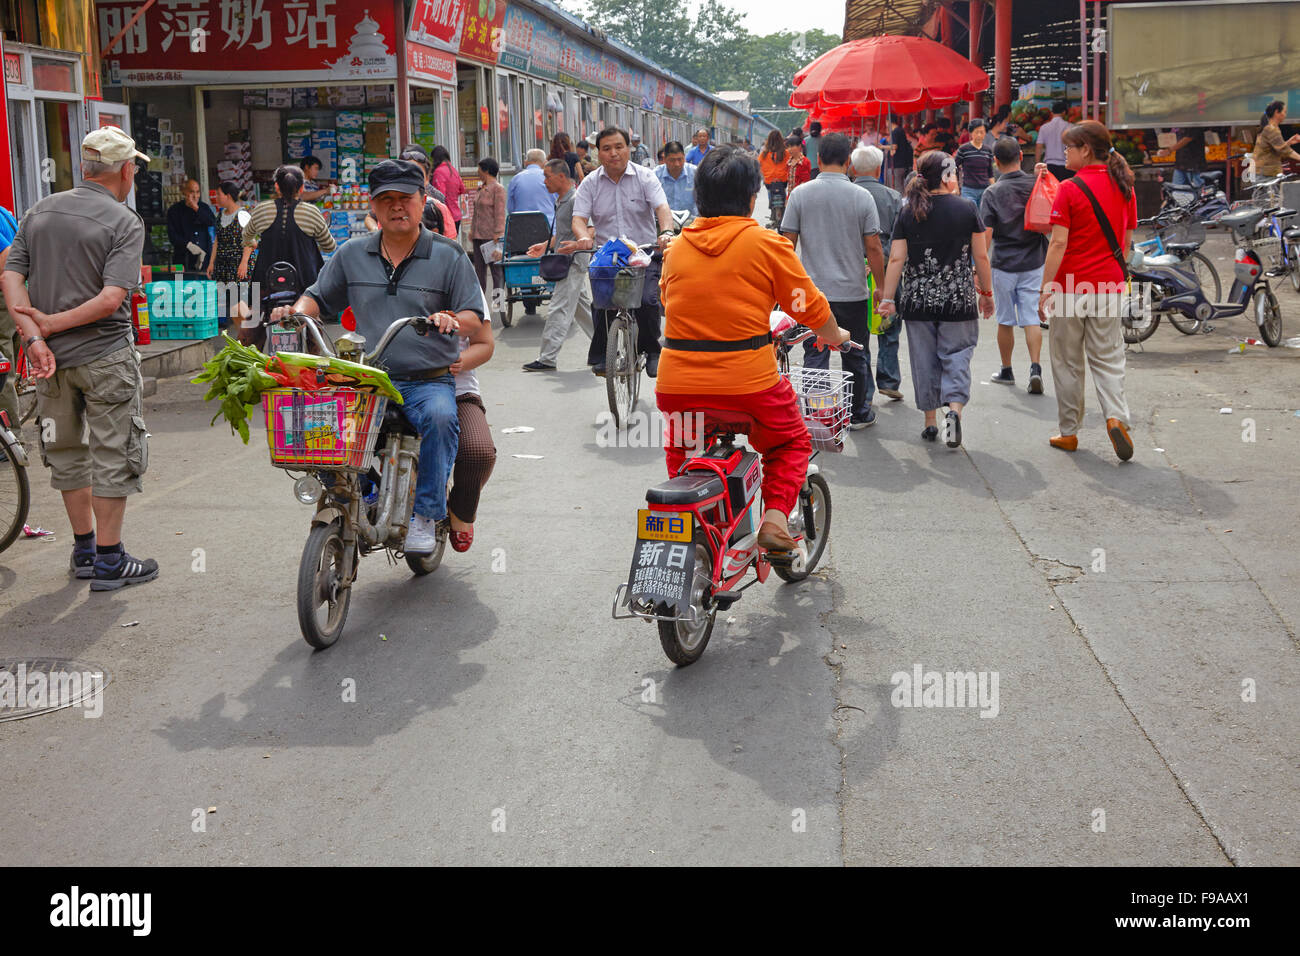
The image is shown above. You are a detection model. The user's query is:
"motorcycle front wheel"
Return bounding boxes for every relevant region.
[1121,291,1161,344]
[1255,286,1282,347]
[297,520,353,649]
[657,542,716,667]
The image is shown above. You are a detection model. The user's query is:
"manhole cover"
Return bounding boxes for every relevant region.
[0,658,112,722]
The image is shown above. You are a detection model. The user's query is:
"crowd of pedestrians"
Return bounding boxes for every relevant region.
[1,106,1154,590]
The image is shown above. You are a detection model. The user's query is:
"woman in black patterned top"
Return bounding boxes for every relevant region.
[878,151,995,447]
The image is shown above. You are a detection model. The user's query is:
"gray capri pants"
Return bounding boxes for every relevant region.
[904,318,979,410]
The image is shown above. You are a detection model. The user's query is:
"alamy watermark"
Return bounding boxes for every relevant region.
[890,664,1000,718]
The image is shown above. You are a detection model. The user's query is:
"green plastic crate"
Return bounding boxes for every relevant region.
[150,316,220,340]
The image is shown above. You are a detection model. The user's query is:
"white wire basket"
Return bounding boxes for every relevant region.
[782,366,853,453]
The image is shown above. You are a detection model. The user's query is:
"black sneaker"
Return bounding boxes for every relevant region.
[591,363,606,377]
[1027,363,1044,395]
[522,360,556,372]
[849,407,877,430]
[991,367,1015,385]
[90,549,159,591]
[70,540,96,580]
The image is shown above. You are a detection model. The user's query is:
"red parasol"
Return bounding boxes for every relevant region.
[790,35,989,115]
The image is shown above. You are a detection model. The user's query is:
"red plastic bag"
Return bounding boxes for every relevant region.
[1025,170,1060,234]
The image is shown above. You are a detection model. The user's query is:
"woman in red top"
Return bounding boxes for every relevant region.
[1037,120,1138,461]
[785,137,812,192]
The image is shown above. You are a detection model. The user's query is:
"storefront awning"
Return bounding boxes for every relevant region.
[843,0,945,41]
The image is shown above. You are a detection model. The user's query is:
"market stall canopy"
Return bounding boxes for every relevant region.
[843,0,945,40]
[790,35,990,114]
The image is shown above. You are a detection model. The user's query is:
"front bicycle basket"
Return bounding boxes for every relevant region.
[589,263,647,310]
[782,366,853,453]
[262,387,387,472]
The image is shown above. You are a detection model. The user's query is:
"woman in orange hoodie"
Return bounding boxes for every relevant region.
[657,146,850,551]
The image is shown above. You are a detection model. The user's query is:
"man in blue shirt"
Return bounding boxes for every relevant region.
[684,128,711,165]
[654,142,697,217]
[506,149,556,226]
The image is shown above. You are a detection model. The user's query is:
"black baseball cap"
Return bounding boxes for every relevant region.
[369,159,424,197]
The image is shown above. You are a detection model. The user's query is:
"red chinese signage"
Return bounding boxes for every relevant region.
[459,0,507,66]
[94,1,398,85]
[408,0,466,53]
[408,40,455,85]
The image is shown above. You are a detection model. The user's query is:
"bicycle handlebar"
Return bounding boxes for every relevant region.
[778,324,864,352]
[279,312,457,365]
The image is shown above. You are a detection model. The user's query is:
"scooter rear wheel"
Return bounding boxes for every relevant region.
[774,473,832,583]
[657,542,716,667]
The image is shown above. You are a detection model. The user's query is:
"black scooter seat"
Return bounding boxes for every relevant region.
[646,473,725,505]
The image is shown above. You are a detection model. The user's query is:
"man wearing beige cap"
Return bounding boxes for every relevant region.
[1,126,158,590]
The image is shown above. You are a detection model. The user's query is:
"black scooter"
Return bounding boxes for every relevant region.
[1124,203,1288,347]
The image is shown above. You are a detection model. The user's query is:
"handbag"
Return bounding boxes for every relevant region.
[537,213,572,282]
[1070,177,1130,279]
[1024,169,1060,233]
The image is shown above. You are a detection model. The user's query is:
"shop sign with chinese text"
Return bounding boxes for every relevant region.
[95,0,398,85]
[499,5,560,80]
[408,0,466,53]
[408,40,456,85]
[458,0,506,66]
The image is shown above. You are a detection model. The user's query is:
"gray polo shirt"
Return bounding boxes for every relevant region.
[572,162,667,247]
[553,187,590,267]
[780,171,880,302]
[5,181,144,368]
[305,227,483,379]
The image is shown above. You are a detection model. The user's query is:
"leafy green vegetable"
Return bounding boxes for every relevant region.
[192,334,275,444]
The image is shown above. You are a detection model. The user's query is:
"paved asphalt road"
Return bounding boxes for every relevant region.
[2,190,1297,865]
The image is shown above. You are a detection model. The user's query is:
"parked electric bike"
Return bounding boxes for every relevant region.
[267,313,451,649]
[0,357,30,555]
[1124,203,1287,347]
[612,314,860,666]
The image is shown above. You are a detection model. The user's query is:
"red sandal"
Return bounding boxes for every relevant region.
[449,527,474,552]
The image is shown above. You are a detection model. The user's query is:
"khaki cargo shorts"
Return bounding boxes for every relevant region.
[35,345,148,497]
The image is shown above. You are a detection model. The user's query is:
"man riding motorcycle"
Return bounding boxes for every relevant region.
[271,159,484,554]
[657,146,850,551]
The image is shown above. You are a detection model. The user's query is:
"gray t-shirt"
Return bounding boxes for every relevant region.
[5,181,144,368]
[853,176,902,257]
[306,227,484,379]
[780,171,880,301]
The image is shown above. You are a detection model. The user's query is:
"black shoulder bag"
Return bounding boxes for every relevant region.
[1070,177,1130,279]
[537,212,572,282]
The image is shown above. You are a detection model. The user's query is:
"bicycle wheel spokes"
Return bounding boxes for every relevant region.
[0,434,31,554]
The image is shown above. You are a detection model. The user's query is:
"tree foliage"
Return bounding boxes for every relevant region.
[569,1,840,128]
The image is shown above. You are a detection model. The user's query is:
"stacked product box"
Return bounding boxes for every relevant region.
[412,112,439,156]
[312,127,337,179]
[337,111,364,185]
[216,138,253,196]
[286,117,313,161]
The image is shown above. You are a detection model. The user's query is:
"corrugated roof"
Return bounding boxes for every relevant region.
[843,0,944,40]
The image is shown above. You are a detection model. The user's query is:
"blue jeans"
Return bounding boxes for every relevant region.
[876,306,902,390]
[395,376,459,522]
[961,185,987,207]
[1173,168,1204,188]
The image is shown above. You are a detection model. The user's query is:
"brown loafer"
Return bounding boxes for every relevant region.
[1107,418,1134,461]
[757,520,797,552]
[1049,434,1078,452]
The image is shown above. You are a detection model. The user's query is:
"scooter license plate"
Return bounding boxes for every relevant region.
[637,510,692,542]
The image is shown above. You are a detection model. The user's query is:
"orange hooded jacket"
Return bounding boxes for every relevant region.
[657,215,831,395]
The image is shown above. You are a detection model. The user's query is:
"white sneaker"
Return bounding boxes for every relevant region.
[406,515,438,554]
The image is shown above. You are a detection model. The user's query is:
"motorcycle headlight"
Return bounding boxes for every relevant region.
[293,475,323,505]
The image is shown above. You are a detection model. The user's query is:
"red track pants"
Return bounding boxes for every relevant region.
[656,378,810,517]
